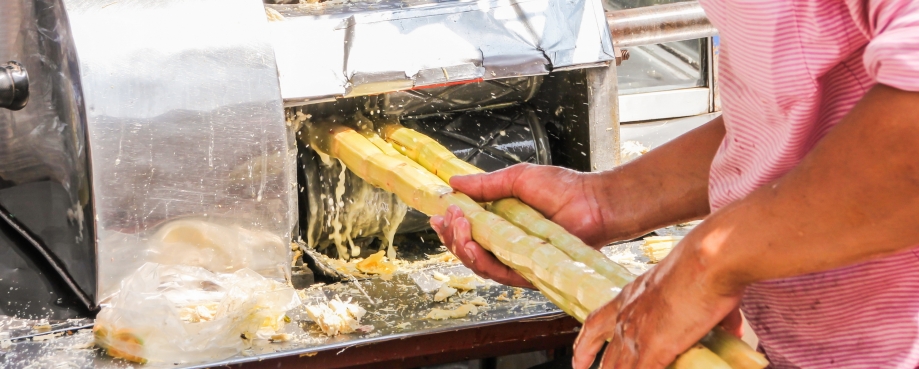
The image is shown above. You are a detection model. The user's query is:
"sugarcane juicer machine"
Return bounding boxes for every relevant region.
[0,0,715,320]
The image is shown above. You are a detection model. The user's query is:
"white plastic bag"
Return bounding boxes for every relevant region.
[150,218,290,279]
[94,263,300,364]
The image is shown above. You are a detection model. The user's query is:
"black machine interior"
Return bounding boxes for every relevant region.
[293,70,603,286]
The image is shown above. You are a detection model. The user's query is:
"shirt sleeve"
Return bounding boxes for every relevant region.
[863,0,919,91]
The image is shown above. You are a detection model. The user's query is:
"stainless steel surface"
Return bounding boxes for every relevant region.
[268,0,615,106]
[61,0,295,301]
[0,0,97,315]
[607,2,714,123]
[382,76,544,117]
[0,196,95,319]
[0,315,93,341]
[601,223,698,275]
[616,38,706,95]
[531,69,616,172]
[0,61,29,110]
[587,65,620,171]
[606,1,717,48]
[618,87,711,122]
[620,111,718,148]
[0,199,95,313]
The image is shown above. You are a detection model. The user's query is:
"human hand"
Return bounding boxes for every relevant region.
[430,163,607,288]
[449,163,613,247]
[571,237,745,369]
[430,205,535,288]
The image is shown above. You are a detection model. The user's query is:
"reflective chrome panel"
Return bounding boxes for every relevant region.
[62,0,295,300]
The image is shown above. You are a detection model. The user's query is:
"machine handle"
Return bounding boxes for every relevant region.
[1,61,29,111]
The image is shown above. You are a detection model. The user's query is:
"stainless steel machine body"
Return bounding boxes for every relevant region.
[268,0,624,256]
[269,0,623,174]
[0,0,296,316]
[72,0,296,301]
[0,0,714,313]
[0,0,622,319]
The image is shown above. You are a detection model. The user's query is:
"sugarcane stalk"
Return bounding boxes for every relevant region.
[489,199,635,287]
[376,121,765,369]
[700,327,769,369]
[378,122,634,286]
[377,117,484,180]
[668,344,733,369]
[350,112,404,157]
[306,120,732,369]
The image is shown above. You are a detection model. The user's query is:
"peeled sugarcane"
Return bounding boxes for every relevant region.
[376,121,767,369]
[700,328,770,369]
[309,121,601,316]
[305,120,732,369]
[377,121,634,287]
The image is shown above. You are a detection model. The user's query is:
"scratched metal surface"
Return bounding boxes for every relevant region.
[62,0,297,302]
[601,222,699,275]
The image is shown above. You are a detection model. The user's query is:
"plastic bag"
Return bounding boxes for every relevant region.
[97,218,291,303]
[94,263,300,364]
[150,218,290,279]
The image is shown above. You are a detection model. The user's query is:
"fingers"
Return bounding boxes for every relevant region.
[451,216,475,261]
[573,302,618,369]
[430,206,534,289]
[450,163,531,202]
[718,307,744,338]
[431,206,460,253]
[452,216,535,288]
[604,335,632,369]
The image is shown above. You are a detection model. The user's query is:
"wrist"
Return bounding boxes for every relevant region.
[682,220,750,297]
[592,166,670,241]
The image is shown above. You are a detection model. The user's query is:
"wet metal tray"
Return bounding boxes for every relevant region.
[1,260,565,369]
[0,224,696,369]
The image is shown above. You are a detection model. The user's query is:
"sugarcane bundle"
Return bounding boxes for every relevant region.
[305,119,766,369]
[306,121,613,312]
[377,120,634,287]
[376,121,767,369]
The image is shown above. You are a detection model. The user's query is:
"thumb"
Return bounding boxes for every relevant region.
[449,163,531,202]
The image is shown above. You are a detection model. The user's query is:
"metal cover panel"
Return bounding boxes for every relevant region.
[272,16,349,105]
[63,0,295,301]
[0,0,96,310]
[269,0,615,104]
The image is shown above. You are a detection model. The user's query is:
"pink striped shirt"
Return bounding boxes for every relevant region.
[698,0,919,367]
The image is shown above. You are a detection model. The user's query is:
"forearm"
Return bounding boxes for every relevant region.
[594,116,726,241]
[688,85,919,293]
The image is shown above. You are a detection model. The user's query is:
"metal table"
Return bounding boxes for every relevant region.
[0,224,695,369]
[2,260,574,369]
